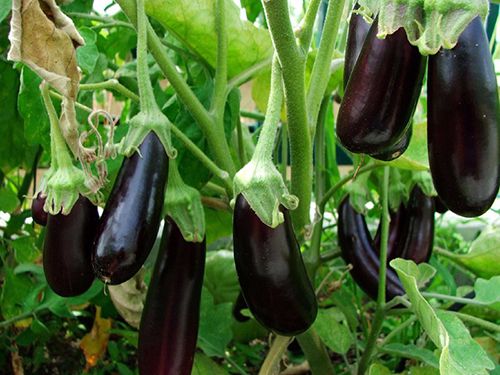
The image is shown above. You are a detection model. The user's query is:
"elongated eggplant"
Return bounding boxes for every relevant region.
[373,203,408,262]
[233,194,317,336]
[92,132,169,285]
[370,124,412,161]
[43,196,98,297]
[138,219,205,375]
[32,192,48,226]
[400,186,435,264]
[428,17,499,217]
[338,197,404,301]
[337,19,425,154]
[343,3,371,89]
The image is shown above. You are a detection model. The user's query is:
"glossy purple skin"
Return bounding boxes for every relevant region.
[337,19,425,154]
[233,195,317,336]
[43,196,98,297]
[31,192,48,226]
[370,124,412,161]
[400,186,435,264]
[338,197,405,301]
[343,3,371,90]
[92,133,169,285]
[139,219,205,375]
[428,17,499,217]
[373,203,408,262]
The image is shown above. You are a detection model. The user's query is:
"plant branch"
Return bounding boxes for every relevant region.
[49,91,92,113]
[80,79,139,102]
[422,292,486,307]
[262,0,312,232]
[297,329,335,375]
[67,12,134,29]
[240,110,266,121]
[449,311,500,333]
[297,0,322,52]
[258,335,292,375]
[306,0,346,138]
[211,0,228,121]
[227,55,273,92]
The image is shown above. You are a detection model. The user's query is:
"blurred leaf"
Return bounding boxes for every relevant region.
[61,0,94,13]
[409,366,440,375]
[108,269,147,328]
[239,0,264,22]
[77,28,99,74]
[18,66,50,151]
[198,288,233,357]
[383,343,439,368]
[204,250,239,304]
[0,0,11,23]
[314,308,353,355]
[0,187,20,212]
[146,0,272,78]
[192,352,229,375]
[80,306,112,369]
[11,236,40,264]
[205,208,232,245]
[368,363,392,375]
[473,276,500,310]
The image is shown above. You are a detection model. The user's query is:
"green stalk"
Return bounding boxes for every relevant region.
[49,90,92,113]
[297,329,335,375]
[258,335,292,375]
[306,0,346,138]
[240,110,266,121]
[115,0,236,176]
[357,167,390,375]
[280,122,288,182]
[236,117,248,166]
[227,55,273,92]
[422,292,486,307]
[80,79,139,102]
[297,0,322,52]
[211,0,228,121]
[262,0,312,231]
[450,311,500,333]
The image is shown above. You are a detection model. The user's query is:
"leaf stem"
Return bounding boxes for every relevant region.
[296,329,335,375]
[258,335,291,375]
[49,90,92,113]
[262,0,312,231]
[357,166,390,375]
[422,292,485,307]
[449,311,500,333]
[227,56,273,92]
[80,79,139,102]
[240,110,266,121]
[67,12,134,29]
[211,0,228,120]
[297,0,322,52]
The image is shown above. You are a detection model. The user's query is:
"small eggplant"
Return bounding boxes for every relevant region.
[92,132,169,285]
[233,194,317,336]
[428,17,499,217]
[32,192,48,226]
[138,219,205,375]
[43,196,98,297]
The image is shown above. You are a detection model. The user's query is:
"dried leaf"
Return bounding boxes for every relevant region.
[80,306,112,369]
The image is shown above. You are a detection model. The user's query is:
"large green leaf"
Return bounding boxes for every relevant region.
[383,343,439,368]
[77,28,99,74]
[473,276,500,310]
[0,0,11,23]
[204,250,239,304]
[313,308,353,355]
[146,0,272,78]
[192,352,229,375]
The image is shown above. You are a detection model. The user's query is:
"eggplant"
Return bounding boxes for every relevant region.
[337,19,426,154]
[32,192,48,226]
[400,186,435,264]
[373,203,408,262]
[434,196,448,214]
[343,2,371,89]
[428,17,499,217]
[232,194,317,336]
[370,124,412,161]
[138,219,205,375]
[338,197,405,301]
[92,132,169,285]
[43,196,98,297]
[232,291,250,322]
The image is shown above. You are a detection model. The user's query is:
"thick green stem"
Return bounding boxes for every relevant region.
[253,57,283,162]
[115,0,236,176]
[262,0,312,231]
[258,335,291,375]
[297,329,335,375]
[211,0,228,120]
[41,83,73,169]
[297,0,322,52]
[307,0,346,138]
[80,79,139,102]
[357,167,390,375]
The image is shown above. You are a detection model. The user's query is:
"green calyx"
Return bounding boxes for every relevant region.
[164,160,205,243]
[232,158,299,228]
[358,0,488,55]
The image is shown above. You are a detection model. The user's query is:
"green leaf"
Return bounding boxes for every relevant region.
[61,0,93,13]
[240,0,264,23]
[0,267,35,320]
[473,276,500,310]
[0,0,11,23]
[204,250,239,305]
[205,208,233,245]
[313,308,353,355]
[0,187,19,212]
[383,343,439,368]
[11,236,40,264]
[77,28,99,74]
[192,352,229,375]
[146,0,272,78]
[409,366,440,375]
[18,66,50,151]
[368,363,392,375]
[198,288,233,357]
[385,121,429,171]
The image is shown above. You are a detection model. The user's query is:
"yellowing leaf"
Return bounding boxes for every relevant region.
[80,306,112,369]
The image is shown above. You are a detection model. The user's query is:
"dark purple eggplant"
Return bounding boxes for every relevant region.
[338,197,405,301]
[373,203,408,261]
[233,291,250,322]
[138,219,205,375]
[233,194,317,336]
[337,19,426,154]
[370,124,412,161]
[92,132,169,285]
[434,196,448,214]
[428,17,499,217]
[43,196,98,297]
[343,3,371,90]
[32,192,48,226]
[400,186,435,264]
